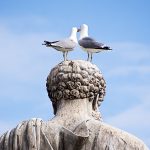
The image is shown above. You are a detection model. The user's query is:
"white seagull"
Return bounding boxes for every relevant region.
[78,24,112,62]
[43,27,79,61]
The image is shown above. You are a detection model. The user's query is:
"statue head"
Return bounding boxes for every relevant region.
[46,60,106,115]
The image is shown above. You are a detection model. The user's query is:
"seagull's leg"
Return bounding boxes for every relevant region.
[90,53,93,62]
[87,52,90,61]
[63,52,66,61]
[64,52,67,61]
[66,51,68,60]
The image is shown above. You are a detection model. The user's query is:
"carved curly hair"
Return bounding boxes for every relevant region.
[46,60,106,114]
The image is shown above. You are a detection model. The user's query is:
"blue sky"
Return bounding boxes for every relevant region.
[0,0,150,147]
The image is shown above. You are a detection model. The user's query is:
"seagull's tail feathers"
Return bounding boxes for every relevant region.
[95,46,112,53]
[42,40,59,47]
[42,40,51,47]
[102,46,112,51]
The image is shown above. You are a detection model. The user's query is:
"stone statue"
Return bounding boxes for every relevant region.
[0,60,149,150]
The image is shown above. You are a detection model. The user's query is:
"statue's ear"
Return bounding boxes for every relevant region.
[92,94,99,111]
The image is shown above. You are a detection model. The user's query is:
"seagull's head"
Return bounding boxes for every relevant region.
[69,27,78,43]
[81,24,88,31]
[79,24,89,39]
[71,27,78,33]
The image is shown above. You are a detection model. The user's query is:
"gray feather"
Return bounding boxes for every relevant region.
[78,37,104,49]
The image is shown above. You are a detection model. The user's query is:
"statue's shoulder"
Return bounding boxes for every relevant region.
[87,120,149,150]
[0,118,45,149]
[0,118,63,150]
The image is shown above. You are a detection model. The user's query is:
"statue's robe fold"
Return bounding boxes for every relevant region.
[0,118,148,150]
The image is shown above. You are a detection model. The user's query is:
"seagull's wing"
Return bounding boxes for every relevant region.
[51,39,76,49]
[78,37,104,49]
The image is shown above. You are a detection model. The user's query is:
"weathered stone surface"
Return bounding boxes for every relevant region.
[0,118,148,150]
[0,60,149,150]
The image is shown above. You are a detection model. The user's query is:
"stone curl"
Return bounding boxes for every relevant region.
[46,60,106,109]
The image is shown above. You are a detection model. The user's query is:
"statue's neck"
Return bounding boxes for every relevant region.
[51,98,93,130]
[57,98,92,119]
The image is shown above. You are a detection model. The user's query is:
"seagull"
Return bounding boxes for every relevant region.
[43,27,79,61]
[78,24,112,62]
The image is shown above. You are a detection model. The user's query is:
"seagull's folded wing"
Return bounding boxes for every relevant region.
[51,39,76,49]
[79,37,104,49]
